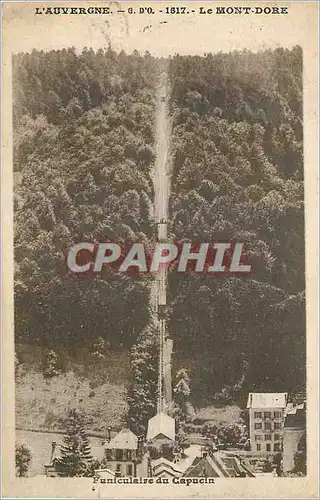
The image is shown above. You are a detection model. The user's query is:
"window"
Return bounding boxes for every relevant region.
[265,434,272,441]
[254,412,262,419]
[266,443,271,452]
[274,443,281,452]
[115,449,123,461]
[264,422,272,431]
[126,464,133,476]
[254,423,262,430]
[115,464,122,478]
[274,411,282,418]
[274,434,281,441]
[255,435,262,441]
[256,444,261,451]
[274,422,282,430]
[264,412,272,419]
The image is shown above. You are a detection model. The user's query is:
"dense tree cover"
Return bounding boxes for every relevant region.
[216,424,246,448]
[13,47,158,350]
[168,47,305,402]
[14,46,305,425]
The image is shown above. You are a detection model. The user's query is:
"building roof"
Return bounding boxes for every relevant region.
[183,454,228,478]
[220,456,246,477]
[284,403,306,429]
[94,467,116,478]
[183,454,251,478]
[247,392,288,409]
[105,428,138,450]
[285,402,305,415]
[152,457,183,477]
[146,412,175,442]
[178,445,202,472]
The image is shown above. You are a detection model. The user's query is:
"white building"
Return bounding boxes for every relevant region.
[146,412,175,443]
[146,412,176,461]
[247,392,287,454]
[104,428,147,477]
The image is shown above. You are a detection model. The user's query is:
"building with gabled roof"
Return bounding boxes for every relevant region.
[151,457,183,479]
[146,412,176,461]
[105,428,138,450]
[104,428,147,477]
[183,454,226,478]
[182,451,250,478]
[247,393,288,409]
[93,467,116,480]
[146,412,175,442]
[247,392,288,454]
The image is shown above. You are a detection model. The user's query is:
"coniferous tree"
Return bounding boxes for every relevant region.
[92,336,108,359]
[57,409,93,477]
[15,443,32,477]
[43,350,60,378]
[126,326,158,434]
[173,369,192,425]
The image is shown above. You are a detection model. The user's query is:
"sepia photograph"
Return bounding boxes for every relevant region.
[1,2,318,498]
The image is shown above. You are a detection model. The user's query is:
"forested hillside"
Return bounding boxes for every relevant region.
[168,47,305,405]
[13,47,160,430]
[14,47,157,349]
[13,46,305,430]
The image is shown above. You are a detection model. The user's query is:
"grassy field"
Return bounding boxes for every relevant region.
[16,344,130,433]
[16,429,106,476]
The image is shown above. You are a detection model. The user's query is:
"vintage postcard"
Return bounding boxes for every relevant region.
[1,1,319,498]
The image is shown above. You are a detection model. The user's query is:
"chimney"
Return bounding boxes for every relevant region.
[147,453,153,477]
[107,426,112,442]
[50,441,57,463]
[137,435,144,457]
